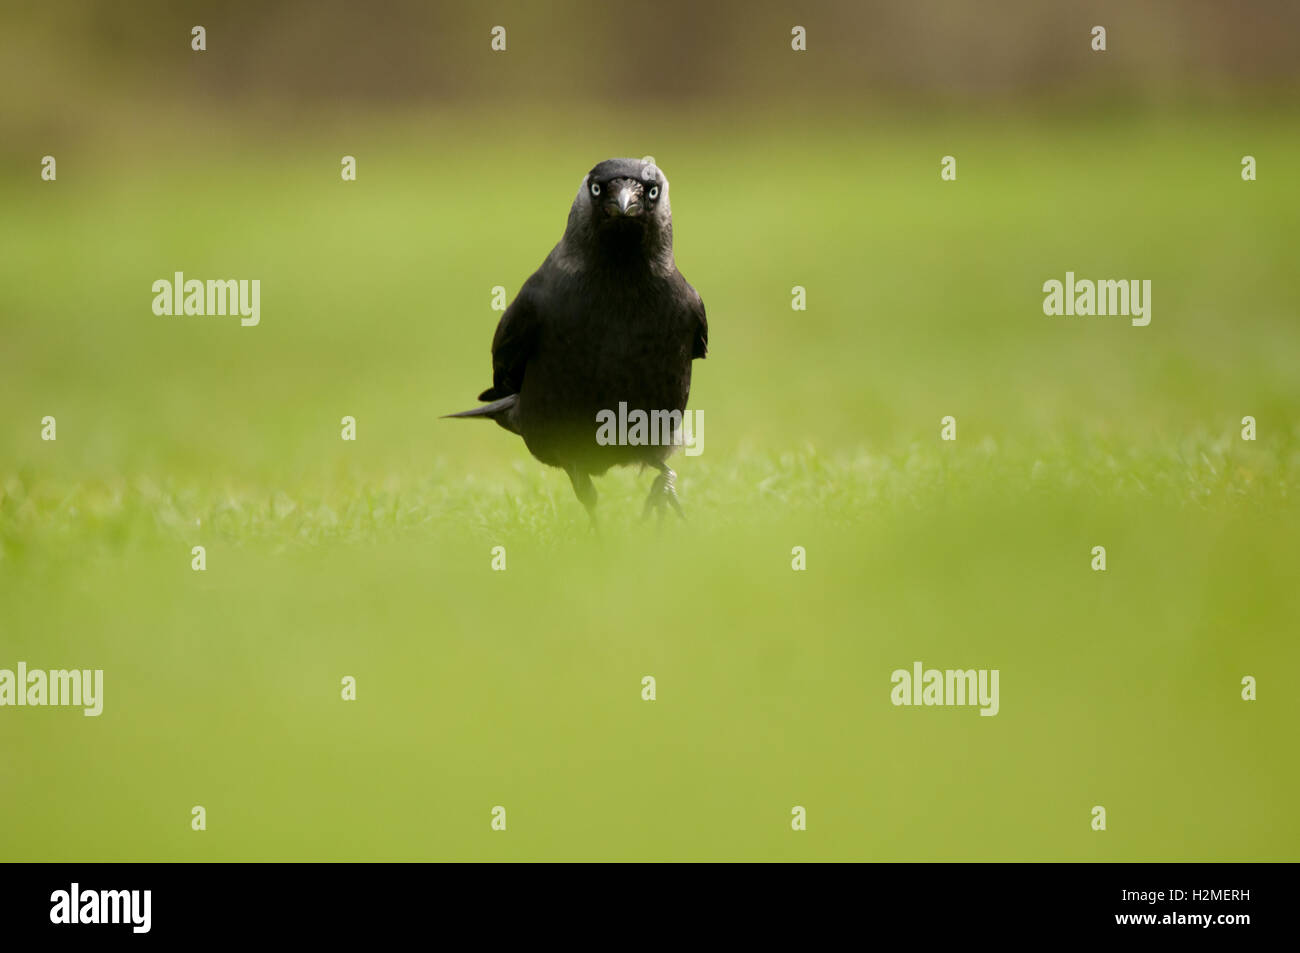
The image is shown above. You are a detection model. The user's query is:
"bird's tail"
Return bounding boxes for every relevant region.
[442,393,518,419]
[442,393,521,433]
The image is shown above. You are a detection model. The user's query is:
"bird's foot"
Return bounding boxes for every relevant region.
[642,466,685,521]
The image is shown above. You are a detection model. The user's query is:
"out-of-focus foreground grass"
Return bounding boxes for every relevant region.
[1,109,1298,860]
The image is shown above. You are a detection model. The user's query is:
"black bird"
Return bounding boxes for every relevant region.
[446,158,708,521]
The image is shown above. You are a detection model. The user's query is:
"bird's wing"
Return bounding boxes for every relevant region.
[478,276,542,401]
[686,280,708,360]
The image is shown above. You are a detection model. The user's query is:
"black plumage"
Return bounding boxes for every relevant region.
[446,158,708,520]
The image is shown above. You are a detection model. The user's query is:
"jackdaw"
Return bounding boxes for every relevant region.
[446,158,708,521]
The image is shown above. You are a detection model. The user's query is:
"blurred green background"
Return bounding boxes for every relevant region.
[1,1,1298,861]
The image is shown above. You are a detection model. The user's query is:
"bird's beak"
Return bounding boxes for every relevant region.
[609,184,643,217]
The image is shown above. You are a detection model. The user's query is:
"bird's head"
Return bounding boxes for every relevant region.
[564,157,673,268]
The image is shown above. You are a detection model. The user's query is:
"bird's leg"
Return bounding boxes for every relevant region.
[641,469,666,521]
[566,468,599,530]
[642,461,685,521]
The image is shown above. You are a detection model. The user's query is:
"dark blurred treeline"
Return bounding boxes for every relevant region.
[3,0,1297,117]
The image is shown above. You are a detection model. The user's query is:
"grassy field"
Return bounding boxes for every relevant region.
[1,108,1298,860]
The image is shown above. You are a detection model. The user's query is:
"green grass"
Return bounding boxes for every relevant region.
[1,108,1298,860]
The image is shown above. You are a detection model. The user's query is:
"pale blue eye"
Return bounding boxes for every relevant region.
[590,182,601,197]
